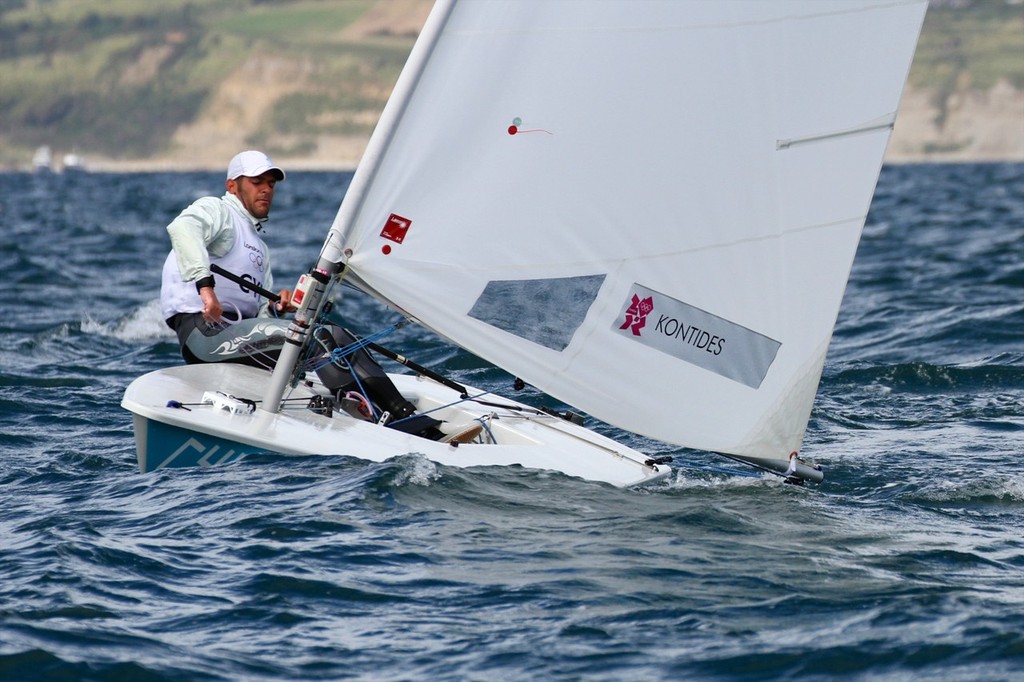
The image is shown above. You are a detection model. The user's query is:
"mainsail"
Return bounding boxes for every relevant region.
[324,0,927,463]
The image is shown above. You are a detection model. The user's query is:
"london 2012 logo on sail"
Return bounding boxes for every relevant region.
[618,294,654,336]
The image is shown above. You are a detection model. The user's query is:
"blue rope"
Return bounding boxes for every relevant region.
[382,389,495,429]
[302,320,405,422]
[334,352,380,421]
[305,320,402,373]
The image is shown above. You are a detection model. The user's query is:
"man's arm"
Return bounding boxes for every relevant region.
[167,197,234,282]
[167,197,234,323]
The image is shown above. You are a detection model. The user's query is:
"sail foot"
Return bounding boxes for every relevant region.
[722,451,824,484]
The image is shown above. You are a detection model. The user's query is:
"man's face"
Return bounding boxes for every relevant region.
[227,171,278,219]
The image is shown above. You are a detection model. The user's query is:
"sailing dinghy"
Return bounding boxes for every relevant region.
[123,0,927,487]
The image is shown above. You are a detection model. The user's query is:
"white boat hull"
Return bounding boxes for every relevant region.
[122,364,670,487]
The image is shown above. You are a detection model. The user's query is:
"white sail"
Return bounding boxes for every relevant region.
[331,0,927,462]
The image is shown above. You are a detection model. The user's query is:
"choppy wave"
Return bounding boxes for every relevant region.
[81,299,172,343]
[1,165,1023,681]
[831,361,1024,392]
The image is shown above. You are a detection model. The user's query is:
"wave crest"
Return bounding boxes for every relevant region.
[81,299,172,342]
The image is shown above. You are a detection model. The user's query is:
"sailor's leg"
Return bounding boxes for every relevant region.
[313,326,417,419]
[312,325,445,437]
[168,313,288,369]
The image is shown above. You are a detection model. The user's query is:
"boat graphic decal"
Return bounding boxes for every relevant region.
[156,436,241,470]
[211,321,286,357]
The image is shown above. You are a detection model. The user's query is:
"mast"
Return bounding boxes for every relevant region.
[259,0,458,413]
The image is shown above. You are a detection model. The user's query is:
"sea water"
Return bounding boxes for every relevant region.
[0,164,1022,681]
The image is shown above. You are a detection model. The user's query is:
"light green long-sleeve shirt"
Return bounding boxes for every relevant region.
[166,192,276,317]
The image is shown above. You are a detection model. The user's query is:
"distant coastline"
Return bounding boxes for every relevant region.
[4,0,1021,173]
[28,79,1024,173]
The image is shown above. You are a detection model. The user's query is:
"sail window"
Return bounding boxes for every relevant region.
[469,275,607,352]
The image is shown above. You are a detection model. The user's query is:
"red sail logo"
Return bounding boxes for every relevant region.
[380,213,411,243]
[619,294,653,336]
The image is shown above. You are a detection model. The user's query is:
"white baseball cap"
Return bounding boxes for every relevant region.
[226,150,285,181]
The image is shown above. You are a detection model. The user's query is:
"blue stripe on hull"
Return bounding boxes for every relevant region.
[136,415,263,472]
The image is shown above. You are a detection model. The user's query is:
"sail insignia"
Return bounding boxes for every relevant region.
[612,283,781,390]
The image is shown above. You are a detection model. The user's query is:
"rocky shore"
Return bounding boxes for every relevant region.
[887,81,1024,163]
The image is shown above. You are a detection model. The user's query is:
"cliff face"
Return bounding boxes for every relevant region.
[135,60,1024,171]
[890,80,1024,163]
[889,0,1024,163]
[2,0,1021,171]
[135,0,1024,170]
[83,60,1024,172]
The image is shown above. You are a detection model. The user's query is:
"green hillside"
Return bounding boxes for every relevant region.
[0,0,418,166]
[0,0,1021,168]
[912,0,1024,129]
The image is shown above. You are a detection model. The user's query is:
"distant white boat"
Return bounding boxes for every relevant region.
[123,0,928,487]
[32,146,52,173]
[63,151,87,173]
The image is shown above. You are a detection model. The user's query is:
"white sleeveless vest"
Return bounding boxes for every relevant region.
[161,205,268,321]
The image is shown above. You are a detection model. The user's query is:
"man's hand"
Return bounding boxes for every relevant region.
[198,286,223,323]
[275,288,297,314]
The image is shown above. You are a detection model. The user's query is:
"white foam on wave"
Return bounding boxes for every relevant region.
[81,299,174,342]
[393,455,441,487]
[922,474,1024,504]
[660,467,776,491]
